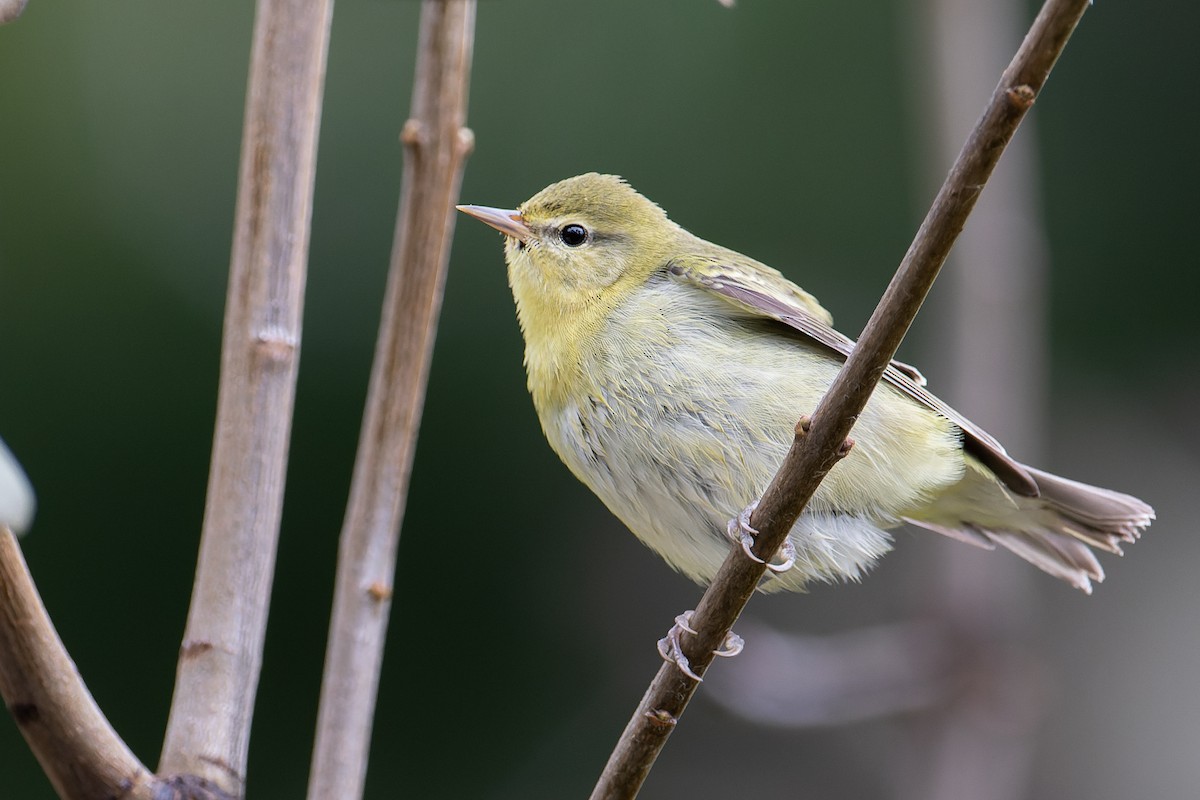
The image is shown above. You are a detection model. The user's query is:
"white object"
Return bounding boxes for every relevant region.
[0,437,35,535]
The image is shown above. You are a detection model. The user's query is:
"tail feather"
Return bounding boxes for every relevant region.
[907,461,1154,593]
[982,525,1104,593]
[1024,466,1154,546]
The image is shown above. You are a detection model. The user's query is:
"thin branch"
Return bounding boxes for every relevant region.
[589,0,1092,797]
[0,528,160,800]
[306,3,475,799]
[157,0,334,793]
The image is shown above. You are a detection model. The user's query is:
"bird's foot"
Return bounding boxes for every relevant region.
[726,500,796,573]
[657,610,744,682]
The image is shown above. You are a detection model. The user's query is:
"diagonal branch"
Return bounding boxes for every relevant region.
[306,3,476,799]
[157,0,334,793]
[589,0,1093,797]
[0,528,160,800]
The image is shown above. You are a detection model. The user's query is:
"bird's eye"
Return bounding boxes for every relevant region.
[559,224,589,247]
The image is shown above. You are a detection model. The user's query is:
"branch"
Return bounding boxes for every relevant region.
[0,528,159,800]
[157,0,334,793]
[589,0,1092,796]
[306,3,475,799]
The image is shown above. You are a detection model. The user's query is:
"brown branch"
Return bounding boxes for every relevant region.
[306,3,476,799]
[0,528,160,800]
[589,0,1092,797]
[157,0,334,793]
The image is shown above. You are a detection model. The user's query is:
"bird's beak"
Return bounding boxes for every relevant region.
[456,204,533,243]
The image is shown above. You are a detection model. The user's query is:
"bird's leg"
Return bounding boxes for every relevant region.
[726,499,796,573]
[657,610,744,682]
[726,416,856,574]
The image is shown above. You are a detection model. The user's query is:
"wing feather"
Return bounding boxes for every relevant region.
[666,257,1039,497]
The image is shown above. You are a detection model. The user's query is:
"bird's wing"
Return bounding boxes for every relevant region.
[666,256,1039,497]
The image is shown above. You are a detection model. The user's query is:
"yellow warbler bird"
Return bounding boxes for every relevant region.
[459,173,1152,594]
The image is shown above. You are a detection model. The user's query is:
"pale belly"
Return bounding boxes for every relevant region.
[536,323,964,590]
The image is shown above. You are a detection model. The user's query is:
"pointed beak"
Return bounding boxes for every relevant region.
[456,204,533,243]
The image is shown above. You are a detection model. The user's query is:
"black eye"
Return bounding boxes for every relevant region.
[559,224,589,247]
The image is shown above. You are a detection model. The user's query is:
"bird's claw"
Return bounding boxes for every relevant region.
[672,611,697,635]
[657,610,744,682]
[658,611,702,680]
[714,630,745,658]
[728,501,762,560]
[726,500,796,573]
[763,538,797,573]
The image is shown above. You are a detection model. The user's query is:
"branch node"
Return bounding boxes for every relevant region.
[9,701,39,724]
[400,118,428,149]
[179,639,215,660]
[253,327,299,364]
[365,581,393,602]
[456,126,475,157]
[155,774,240,800]
[1006,84,1037,109]
[836,435,856,459]
[794,415,812,437]
[198,753,242,781]
[643,708,678,728]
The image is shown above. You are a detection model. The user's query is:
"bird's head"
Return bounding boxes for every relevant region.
[459,173,677,322]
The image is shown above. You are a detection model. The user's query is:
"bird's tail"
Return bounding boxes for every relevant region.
[905,461,1154,593]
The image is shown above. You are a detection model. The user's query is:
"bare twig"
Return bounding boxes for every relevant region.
[157,0,334,792]
[306,3,475,799]
[0,528,160,800]
[590,0,1092,797]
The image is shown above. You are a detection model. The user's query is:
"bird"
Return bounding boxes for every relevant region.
[458,172,1153,598]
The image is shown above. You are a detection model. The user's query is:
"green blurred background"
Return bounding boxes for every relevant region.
[1,1,1197,797]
